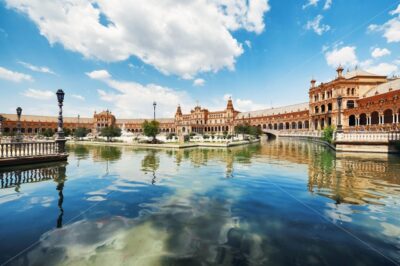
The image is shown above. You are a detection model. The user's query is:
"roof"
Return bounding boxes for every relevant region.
[344,69,385,79]
[0,114,93,123]
[363,78,400,98]
[236,102,309,119]
[116,118,175,124]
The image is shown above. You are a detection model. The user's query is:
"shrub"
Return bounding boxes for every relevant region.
[322,126,335,144]
[184,135,190,142]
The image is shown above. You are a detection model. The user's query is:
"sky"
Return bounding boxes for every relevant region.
[0,0,400,119]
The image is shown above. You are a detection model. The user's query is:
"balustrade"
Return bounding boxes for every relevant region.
[0,141,58,159]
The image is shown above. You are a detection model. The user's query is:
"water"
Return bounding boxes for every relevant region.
[0,139,399,266]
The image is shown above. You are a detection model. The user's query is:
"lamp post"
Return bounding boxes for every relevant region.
[56,89,66,153]
[153,101,157,121]
[16,107,22,142]
[337,95,343,133]
[0,116,3,142]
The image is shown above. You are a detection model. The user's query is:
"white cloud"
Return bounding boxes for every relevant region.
[371,47,391,58]
[193,78,205,87]
[366,63,398,76]
[302,0,319,9]
[87,69,193,118]
[222,94,267,111]
[305,15,330,35]
[244,40,252,49]
[86,69,111,80]
[0,66,33,82]
[325,46,358,68]
[368,5,400,43]
[18,61,56,75]
[323,0,332,10]
[22,88,53,100]
[6,0,270,78]
[389,4,400,15]
[71,94,85,101]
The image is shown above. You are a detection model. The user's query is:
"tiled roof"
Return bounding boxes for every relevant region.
[363,78,400,98]
[0,114,92,123]
[236,102,309,119]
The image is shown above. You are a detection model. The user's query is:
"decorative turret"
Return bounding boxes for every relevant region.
[336,65,344,78]
[175,104,182,117]
[226,96,234,110]
[310,78,316,88]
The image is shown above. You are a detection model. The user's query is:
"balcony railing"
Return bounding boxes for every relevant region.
[0,141,59,159]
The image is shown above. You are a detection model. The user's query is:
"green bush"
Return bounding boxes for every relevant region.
[184,135,190,142]
[167,133,176,140]
[203,135,210,139]
[322,126,335,144]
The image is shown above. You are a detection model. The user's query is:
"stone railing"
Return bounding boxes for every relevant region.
[278,131,323,138]
[0,141,59,159]
[335,132,400,142]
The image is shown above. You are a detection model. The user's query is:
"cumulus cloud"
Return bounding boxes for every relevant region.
[323,0,332,10]
[366,63,398,76]
[18,61,56,75]
[71,94,85,101]
[305,15,330,35]
[0,66,33,82]
[6,0,270,78]
[368,5,400,43]
[22,88,53,100]
[302,0,319,9]
[371,47,391,58]
[87,69,193,118]
[325,46,358,68]
[222,94,267,111]
[193,78,205,87]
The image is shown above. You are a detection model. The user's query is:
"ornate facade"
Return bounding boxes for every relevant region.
[1,67,399,136]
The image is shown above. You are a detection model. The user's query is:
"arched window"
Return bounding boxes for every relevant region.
[279,123,284,130]
[315,106,319,114]
[348,115,356,126]
[351,88,355,95]
[328,103,332,111]
[274,124,278,130]
[384,109,393,124]
[347,100,355,109]
[359,114,367,125]
[371,111,379,125]
[285,122,290,129]
[291,122,296,129]
[298,121,303,129]
[347,88,350,95]
[321,105,326,113]
[263,124,266,129]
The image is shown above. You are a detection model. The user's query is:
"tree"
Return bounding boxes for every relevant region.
[63,128,72,137]
[74,127,89,139]
[234,124,262,138]
[100,126,121,142]
[142,120,160,143]
[41,128,54,137]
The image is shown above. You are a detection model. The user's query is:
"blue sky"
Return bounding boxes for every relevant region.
[1,0,400,118]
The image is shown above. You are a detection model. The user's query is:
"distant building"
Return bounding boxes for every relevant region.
[1,67,399,136]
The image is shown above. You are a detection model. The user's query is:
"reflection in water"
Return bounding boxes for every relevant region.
[2,140,400,265]
[0,163,67,229]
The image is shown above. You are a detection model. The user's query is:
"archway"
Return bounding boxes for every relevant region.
[348,115,356,127]
[383,109,393,124]
[371,112,379,125]
[298,121,302,129]
[359,113,367,125]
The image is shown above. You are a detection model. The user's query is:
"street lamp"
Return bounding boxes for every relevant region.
[153,101,157,121]
[0,116,4,142]
[337,95,343,133]
[16,107,22,142]
[56,89,66,153]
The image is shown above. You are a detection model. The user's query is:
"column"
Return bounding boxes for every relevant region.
[396,113,399,124]
[393,114,396,124]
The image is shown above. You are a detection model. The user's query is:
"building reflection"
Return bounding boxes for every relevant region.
[141,150,160,185]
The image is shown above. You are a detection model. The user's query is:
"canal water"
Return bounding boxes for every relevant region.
[0,139,399,266]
